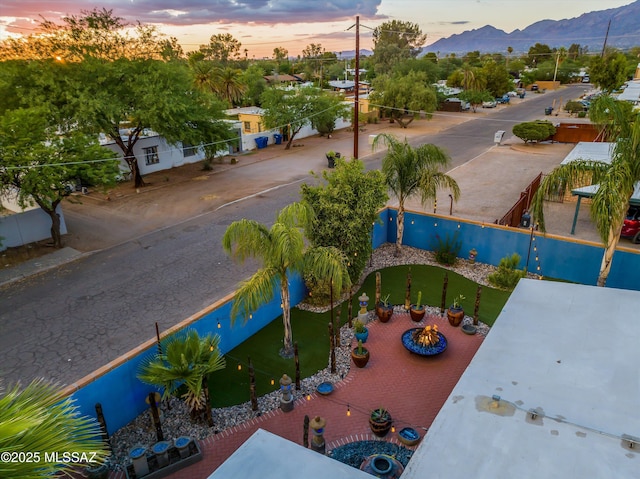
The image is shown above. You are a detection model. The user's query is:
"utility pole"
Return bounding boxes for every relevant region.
[354,15,360,159]
[601,19,611,58]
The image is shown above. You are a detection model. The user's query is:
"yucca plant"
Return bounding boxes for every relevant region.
[0,379,109,479]
[138,329,225,425]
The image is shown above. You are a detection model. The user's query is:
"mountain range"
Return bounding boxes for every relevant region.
[423,1,640,55]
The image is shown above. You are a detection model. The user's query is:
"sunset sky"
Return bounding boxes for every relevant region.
[0,0,635,58]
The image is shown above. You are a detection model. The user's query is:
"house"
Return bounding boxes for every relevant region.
[100,130,235,178]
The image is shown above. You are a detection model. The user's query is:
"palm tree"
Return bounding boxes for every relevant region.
[222,202,351,357]
[531,96,640,286]
[373,133,461,256]
[0,379,109,478]
[138,329,225,426]
[213,67,247,106]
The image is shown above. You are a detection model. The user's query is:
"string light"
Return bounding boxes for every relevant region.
[457,223,461,229]
[346,404,351,416]
[270,378,275,386]
[434,222,438,227]
[306,394,311,401]
[237,363,242,371]
[217,320,221,329]
[391,426,396,433]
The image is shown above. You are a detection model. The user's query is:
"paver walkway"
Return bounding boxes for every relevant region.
[109,311,483,478]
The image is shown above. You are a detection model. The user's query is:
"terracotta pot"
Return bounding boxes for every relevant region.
[447,307,464,327]
[409,306,425,322]
[369,409,393,437]
[351,347,370,368]
[376,303,393,323]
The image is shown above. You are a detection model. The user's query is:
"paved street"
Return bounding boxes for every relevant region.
[0,85,591,388]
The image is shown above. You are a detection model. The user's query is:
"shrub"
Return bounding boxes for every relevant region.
[577,111,587,118]
[512,120,556,144]
[431,232,462,266]
[565,101,584,115]
[487,253,526,290]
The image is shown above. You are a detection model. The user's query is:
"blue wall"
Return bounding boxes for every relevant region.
[69,209,640,433]
[69,273,307,433]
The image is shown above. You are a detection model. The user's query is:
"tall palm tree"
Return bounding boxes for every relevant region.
[373,133,461,257]
[138,329,225,426]
[0,379,109,478]
[214,67,247,106]
[531,96,640,286]
[223,202,351,357]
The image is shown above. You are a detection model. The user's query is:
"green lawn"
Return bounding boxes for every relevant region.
[208,264,511,407]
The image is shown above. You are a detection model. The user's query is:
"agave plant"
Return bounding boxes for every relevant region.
[138,329,226,424]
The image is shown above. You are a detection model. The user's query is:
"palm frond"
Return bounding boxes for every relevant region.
[221,218,271,264]
[230,266,280,322]
[0,379,108,478]
[303,246,352,295]
[269,222,305,271]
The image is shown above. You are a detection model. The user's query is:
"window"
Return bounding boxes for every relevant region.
[182,142,197,157]
[143,146,159,165]
[243,121,251,133]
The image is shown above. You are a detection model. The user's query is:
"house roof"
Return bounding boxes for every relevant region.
[206,429,372,479]
[402,279,640,478]
[617,80,640,102]
[560,141,614,165]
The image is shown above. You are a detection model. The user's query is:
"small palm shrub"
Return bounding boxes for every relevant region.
[488,253,526,290]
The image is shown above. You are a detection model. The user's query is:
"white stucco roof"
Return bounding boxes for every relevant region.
[617,81,640,102]
[207,429,373,479]
[402,279,640,478]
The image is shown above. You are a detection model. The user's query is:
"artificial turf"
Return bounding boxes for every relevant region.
[208,264,512,407]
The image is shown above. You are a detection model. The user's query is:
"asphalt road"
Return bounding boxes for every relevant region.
[0,85,578,387]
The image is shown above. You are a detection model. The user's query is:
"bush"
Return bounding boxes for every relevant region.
[487,253,526,290]
[577,111,587,118]
[512,120,556,144]
[565,101,584,115]
[431,232,462,266]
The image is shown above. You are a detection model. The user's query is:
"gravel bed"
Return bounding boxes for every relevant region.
[109,243,502,469]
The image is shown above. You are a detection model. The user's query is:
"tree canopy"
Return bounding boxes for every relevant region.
[370,71,437,128]
[372,20,427,74]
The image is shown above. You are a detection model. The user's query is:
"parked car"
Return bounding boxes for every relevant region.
[620,206,640,243]
[482,100,497,108]
[496,95,510,104]
[531,84,539,91]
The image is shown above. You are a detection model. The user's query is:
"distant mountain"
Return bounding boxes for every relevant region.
[423,0,640,55]
[336,49,373,60]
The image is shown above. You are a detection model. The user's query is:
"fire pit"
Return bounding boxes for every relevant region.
[401,326,447,356]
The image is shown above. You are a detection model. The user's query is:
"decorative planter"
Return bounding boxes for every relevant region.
[354,327,369,343]
[360,454,404,478]
[398,427,421,446]
[375,303,394,323]
[174,437,192,460]
[409,306,425,322]
[447,307,464,327]
[129,446,149,478]
[152,441,171,468]
[316,382,334,395]
[85,463,109,479]
[462,324,477,335]
[369,408,393,437]
[351,347,370,368]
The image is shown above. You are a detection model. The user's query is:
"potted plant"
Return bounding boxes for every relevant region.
[447,294,465,327]
[468,248,478,264]
[409,290,426,322]
[375,294,394,323]
[351,339,370,368]
[353,319,369,343]
[369,407,393,437]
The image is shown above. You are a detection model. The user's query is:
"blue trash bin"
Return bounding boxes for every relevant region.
[255,136,268,149]
[273,134,282,145]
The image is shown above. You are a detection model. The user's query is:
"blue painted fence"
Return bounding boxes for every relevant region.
[69,208,640,433]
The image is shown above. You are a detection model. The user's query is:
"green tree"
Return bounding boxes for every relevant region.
[273,46,289,64]
[373,133,460,256]
[372,20,427,74]
[531,96,640,286]
[370,71,437,128]
[459,89,494,113]
[239,64,267,106]
[222,202,351,357]
[512,121,556,144]
[481,60,512,96]
[260,86,345,149]
[138,329,225,426]
[590,50,628,93]
[0,107,119,248]
[0,379,109,478]
[199,33,242,64]
[300,159,388,301]
[309,93,351,137]
[528,43,553,67]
